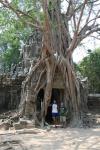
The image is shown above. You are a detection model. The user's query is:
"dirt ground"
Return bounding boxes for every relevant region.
[0,127,100,150]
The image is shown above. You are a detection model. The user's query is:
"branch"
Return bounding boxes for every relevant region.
[66,0,72,17]
[74,25,100,50]
[92,10,100,27]
[84,26,100,38]
[85,2,93,25]
[0,0,42,29]
[66,0,100,54]
[66,0,88,53]
[90,35,100,40]
[76,0,87,33]
[66,0,98,22]
[72,1,77,30]
[66,2,83,21]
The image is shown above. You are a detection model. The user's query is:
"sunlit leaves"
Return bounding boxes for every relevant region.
[79,48,100,93]
[0,4,32,69]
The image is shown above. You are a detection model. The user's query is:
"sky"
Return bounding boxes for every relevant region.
[72,37,100,63]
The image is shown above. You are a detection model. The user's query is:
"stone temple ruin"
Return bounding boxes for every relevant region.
[0,30,67,126]
[0,29,42,112]
[0,29,66,114]
[0,29,100,129]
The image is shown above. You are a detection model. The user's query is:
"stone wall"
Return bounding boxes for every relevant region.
[88,94,100,110]
[22,29,42,73]
[0,75,24,112]
[0,29,42,112]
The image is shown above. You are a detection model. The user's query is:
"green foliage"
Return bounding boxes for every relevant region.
[0,0,44,71]
[74,63,81,72]
[1,48,20,71]
[0,6,32,70]
[79,48,100,93]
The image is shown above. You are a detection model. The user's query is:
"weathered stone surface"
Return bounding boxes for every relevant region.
[0,76,25,111]
[0,119,12,130]
[13,122,23,130]
[23,29,42,73]
[13,119,35,130]
[0,29,42,113]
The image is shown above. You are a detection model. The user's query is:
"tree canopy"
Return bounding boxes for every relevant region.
[0,1,35,70]
[79,48,100,93]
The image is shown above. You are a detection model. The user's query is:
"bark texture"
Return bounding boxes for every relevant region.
[19,0,88,127]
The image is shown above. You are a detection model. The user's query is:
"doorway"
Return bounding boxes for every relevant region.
[45,88,64,124]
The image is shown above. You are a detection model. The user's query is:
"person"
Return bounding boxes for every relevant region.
[52,100,59,127]
[60,102,67,128]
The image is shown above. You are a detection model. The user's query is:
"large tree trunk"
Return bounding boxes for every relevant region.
[19,0,88,127]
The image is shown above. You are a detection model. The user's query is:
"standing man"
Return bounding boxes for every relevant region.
[60,102,67,128]
[52,100,59,127]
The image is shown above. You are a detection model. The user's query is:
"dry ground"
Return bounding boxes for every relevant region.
[0,109,100,150]
[0,127,100,150]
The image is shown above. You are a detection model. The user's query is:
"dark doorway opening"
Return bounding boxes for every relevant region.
[45,88,64,124]
[36,89,44,111]
[36,89,44,121]
[37,88,64,124]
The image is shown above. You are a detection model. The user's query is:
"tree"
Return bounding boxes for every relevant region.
[0,4,33,70]
[0,0,100,126]
[79,48,100,93]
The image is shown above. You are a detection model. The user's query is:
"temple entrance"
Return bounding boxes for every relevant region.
[36,88,64,124]
[45,88,64,124]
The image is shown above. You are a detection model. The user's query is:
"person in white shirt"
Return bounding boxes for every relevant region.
[52,100,59,127]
